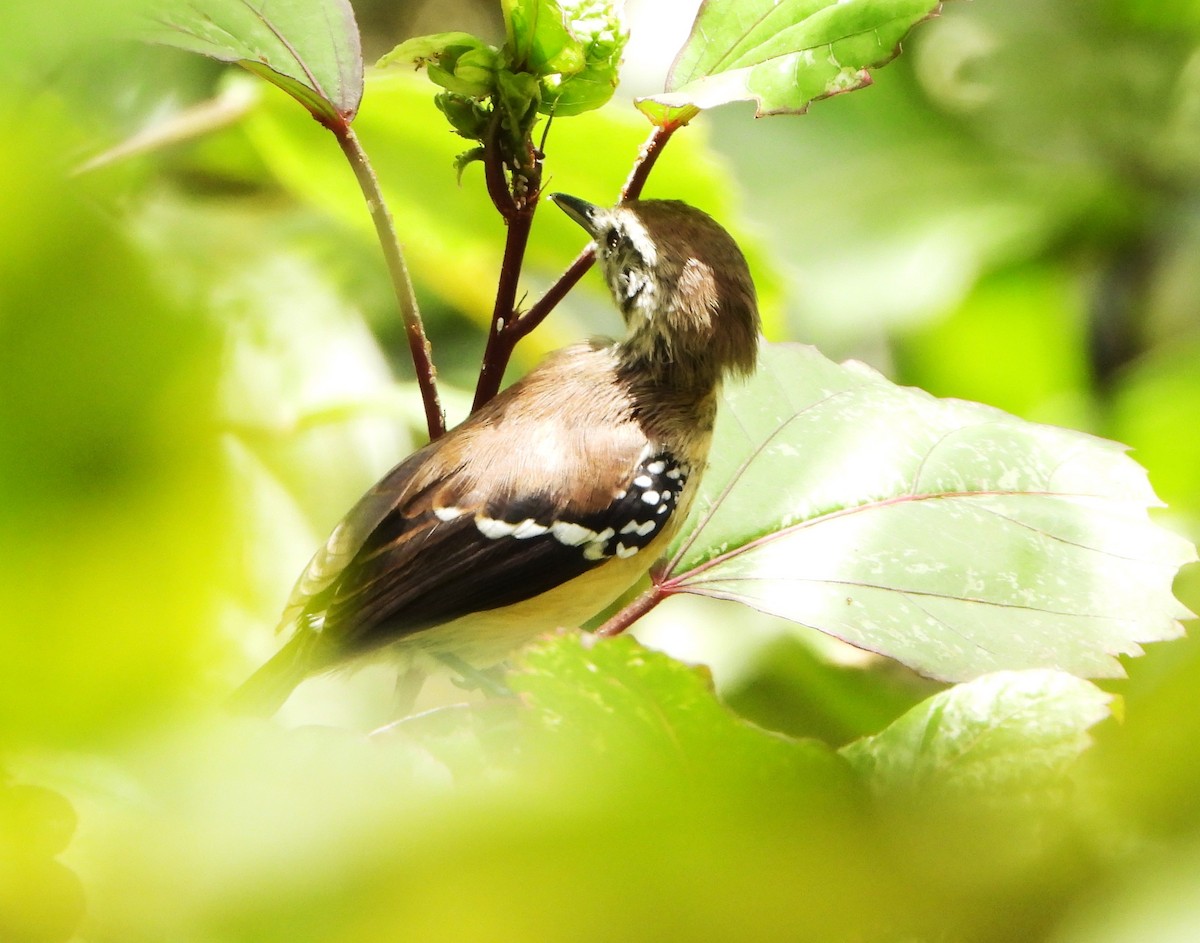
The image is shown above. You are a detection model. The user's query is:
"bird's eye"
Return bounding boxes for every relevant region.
[605,228,622,252]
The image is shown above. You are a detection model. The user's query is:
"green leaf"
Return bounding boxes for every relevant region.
[378,31,490,71]
[504,0,581,74]
[379,33,498,101]
[145,0,363,125]
[496,69,541,128]
[663,344,1195,682]
[503,0,627,116]
[840,670,1112,797]
[1111,339,1200,521]
[543,2,627,116]
[511,634,847,784]
[641,0,941,117]
[0,122,231,746]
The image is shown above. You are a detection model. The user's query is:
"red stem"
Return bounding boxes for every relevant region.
[508,246,595,342]
[333,122,445,440]
[483,116,518,221]
[594,581,668,638]
[473,207,535,411]
[619,122,677,202]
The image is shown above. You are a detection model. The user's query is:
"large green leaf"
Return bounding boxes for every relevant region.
[511,634,844,782]
[841,670,1112,797]
[145,0,363,125]
[640,0,940,119]
[662,344,1195,682]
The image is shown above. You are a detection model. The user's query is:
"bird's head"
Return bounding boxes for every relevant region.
[551,194,760,390]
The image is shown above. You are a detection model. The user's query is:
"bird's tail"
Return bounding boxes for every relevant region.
[226,631,321,717]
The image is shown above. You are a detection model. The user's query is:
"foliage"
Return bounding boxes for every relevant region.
[642,0,942,122]
[144,0,363,125]
[2,0,1199,941]
[655,345,1191,680]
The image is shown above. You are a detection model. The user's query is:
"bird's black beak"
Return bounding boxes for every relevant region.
[550,193,603,238]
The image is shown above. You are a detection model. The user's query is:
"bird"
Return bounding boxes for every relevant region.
[228,194,760,716]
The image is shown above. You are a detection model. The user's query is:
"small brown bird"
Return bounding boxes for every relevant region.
[230,195,759,715]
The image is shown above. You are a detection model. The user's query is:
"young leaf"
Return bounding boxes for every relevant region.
[840,670,1112,797]
[504,0,583,74]
[378,33,498,101]
[663,344,1195,682]
[503,0,627,116]
[639,0,941,121]
[542,1,628,116]
[145,0,363,126]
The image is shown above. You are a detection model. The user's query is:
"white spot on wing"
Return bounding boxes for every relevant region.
[551,521,595,546]
[511,519,548,539]
[583,541,607,561]
[434,506,463,522]
[476,516,516,539]
[582,526,617,561]
[615,543,639,558]
[647,460,666,474]
[641,490,660,505]
[633,475,653,488]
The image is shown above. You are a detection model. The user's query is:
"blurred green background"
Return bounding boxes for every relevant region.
[2,0,1199,940]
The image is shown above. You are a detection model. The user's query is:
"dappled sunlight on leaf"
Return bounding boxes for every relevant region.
[664,344,1196,681]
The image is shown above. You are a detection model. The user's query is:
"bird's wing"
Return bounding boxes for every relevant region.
[277,381,694,657]
[323,442,691,653]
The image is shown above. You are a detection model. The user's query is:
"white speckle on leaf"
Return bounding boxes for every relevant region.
[997,468,1021,491]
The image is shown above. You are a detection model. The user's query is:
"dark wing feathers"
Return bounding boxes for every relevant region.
[315,449,689,655]
[327,509,598,652]
[277,345,695,658]
[286,449,690,657]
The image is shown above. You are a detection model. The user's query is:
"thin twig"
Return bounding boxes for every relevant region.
[471,122,682,408]
[473,208,536,410]
[333,122,445,440]
[482,114,518,220]
[619,122,678,202]
[472,115,544,409]
[523,122,678,330]
[508,246,595,342]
